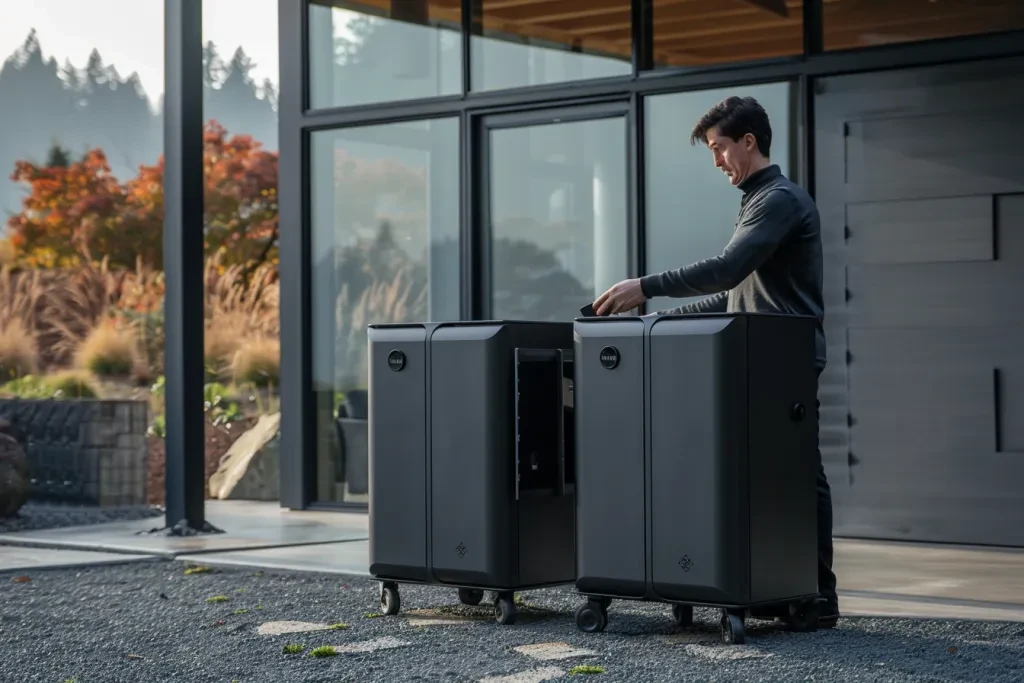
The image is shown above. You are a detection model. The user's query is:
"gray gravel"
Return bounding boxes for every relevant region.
[2,561,1023,683]
[0,502,162,534]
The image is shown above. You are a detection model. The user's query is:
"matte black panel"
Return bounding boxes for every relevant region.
[367,325,428,581]
[649,317,750,604]
[816,60,1024,547]
[847,196,994,265]
[430,323,512,586]
[746,315,819,604]
[518,494,575,587]
[574,319,646,597]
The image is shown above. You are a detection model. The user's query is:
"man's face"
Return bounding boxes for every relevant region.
[706,127,757,186]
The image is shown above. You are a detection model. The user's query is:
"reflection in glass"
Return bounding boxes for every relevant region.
[310,119,460,504]
[644,83,793,313]
[652,0,803,69]
[489,118,629,320]
[472,0,631,91]
[824,0,1024,52]
[308,0,462,109]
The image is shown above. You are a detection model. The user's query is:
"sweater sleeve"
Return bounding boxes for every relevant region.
[639,188,801,300]
[657,291,728,315]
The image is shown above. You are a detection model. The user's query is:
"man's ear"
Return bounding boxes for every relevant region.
[744,133,757,152]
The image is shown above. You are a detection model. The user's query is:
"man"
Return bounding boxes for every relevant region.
[592,95,839,628]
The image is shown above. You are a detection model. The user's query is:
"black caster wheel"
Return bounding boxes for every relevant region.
[575,600,608,633]
[380,582,400,616]
[672,604,693,628]
[720,611,746,645]
[458,588,484,606]
[494,593,517,625]
[783,599,819,633]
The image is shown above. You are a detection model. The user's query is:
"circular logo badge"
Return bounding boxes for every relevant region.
[599,346,620,370]
[387,349,406,372]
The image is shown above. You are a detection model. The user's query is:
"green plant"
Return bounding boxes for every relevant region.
[282,644,304,655]
[0,371,99,400]
[234,608,249,614]
[569,665,605,676]
[204,382,243,426]
[363,612,381,619]
[184,565,212,575]
[328,622,348,630]
[309,645,337,658]
[147,414,166,438]
[205,595,229,604]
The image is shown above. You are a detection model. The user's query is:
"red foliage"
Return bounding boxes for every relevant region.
[6,120,279,270]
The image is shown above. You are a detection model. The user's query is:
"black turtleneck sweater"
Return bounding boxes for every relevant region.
[640,164,826,370]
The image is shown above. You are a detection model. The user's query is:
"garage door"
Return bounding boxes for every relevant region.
[814,57,1024,547]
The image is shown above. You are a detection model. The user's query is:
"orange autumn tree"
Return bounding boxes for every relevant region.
[6,120,279,271]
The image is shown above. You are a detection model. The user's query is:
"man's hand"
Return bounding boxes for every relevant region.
[594,278,647,316]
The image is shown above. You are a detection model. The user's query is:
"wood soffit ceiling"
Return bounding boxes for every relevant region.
[320,0,1024,67]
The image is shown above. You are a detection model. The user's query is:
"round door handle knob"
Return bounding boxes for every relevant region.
[791,403,806,422]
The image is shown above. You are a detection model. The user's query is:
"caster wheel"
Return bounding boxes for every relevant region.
[672,604,693,628]
[380,583,400,616]
[458,588,484,606]
[720,611,745,645]
[494,593,517,625]
[575,601,608,633]
[783,599,819,633]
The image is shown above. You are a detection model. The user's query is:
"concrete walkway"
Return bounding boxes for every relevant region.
[2,501,1023,623]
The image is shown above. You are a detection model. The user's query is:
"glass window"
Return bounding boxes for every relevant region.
[489,117,629,320]
[644,83,794,313]
[471,0,631,91]
[652,0,803,69]
[308,0,462,109]
[824,0,1024,52]
[310,118,460,504]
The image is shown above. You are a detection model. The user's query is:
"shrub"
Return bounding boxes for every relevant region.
[231,337,280,387]
[204,315,244,379]
[0,321,37,381]
[0,371,98,400]
[76,320,138,377]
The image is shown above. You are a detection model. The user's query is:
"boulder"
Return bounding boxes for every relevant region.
[208,413,280,501]
[0,419,30,517]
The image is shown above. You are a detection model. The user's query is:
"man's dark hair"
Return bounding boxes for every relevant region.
[690,96,772,158]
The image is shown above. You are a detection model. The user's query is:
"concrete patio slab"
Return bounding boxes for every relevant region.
[0,500,367,558]
[178,539,369,576]
[835,538,1024,607]
[0,546,158,572]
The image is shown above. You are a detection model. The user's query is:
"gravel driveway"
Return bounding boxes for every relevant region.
[2,560,1022,683]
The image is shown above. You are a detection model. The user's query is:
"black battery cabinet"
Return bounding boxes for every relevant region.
[367,321,576,625]
[572,313,821,644]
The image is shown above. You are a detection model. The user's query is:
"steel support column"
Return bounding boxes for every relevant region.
[163,0,211,532]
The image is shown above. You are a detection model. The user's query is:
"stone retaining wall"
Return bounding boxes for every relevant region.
[0,399,149,506]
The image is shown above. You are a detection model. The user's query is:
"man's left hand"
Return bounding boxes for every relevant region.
[594,278,647,316]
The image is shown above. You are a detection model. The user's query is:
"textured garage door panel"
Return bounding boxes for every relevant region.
[815,59,1024,547]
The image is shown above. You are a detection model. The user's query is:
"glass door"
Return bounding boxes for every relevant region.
[478,104,632,321]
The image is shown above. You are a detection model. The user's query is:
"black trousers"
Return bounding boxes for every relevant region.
[815,368,838,606]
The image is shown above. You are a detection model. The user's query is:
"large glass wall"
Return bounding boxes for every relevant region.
[823,0,1024,52]
[652,0,804,69]
[201,0,282,502]
[308,0,462,109]
[471,0,632,90]
[0,1,165,504]
[309,118,460,504]
[643,83,794,314]
[488,117,629,319]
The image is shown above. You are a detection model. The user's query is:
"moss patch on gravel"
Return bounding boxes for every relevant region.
[184,565,212,575]
[570,665,605,676]
[328,622,349,630]
[282,644,304,654]
[309,645,337,658]
[205,595,229,603]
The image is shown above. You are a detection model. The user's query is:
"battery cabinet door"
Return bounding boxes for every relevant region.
[574,318,647,598]
[429,323,513,588]
[368,324,429,582]
[649,315,751,605]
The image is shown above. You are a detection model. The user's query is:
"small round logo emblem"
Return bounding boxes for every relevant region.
[387,350,406,372]
[599,346,620,369]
